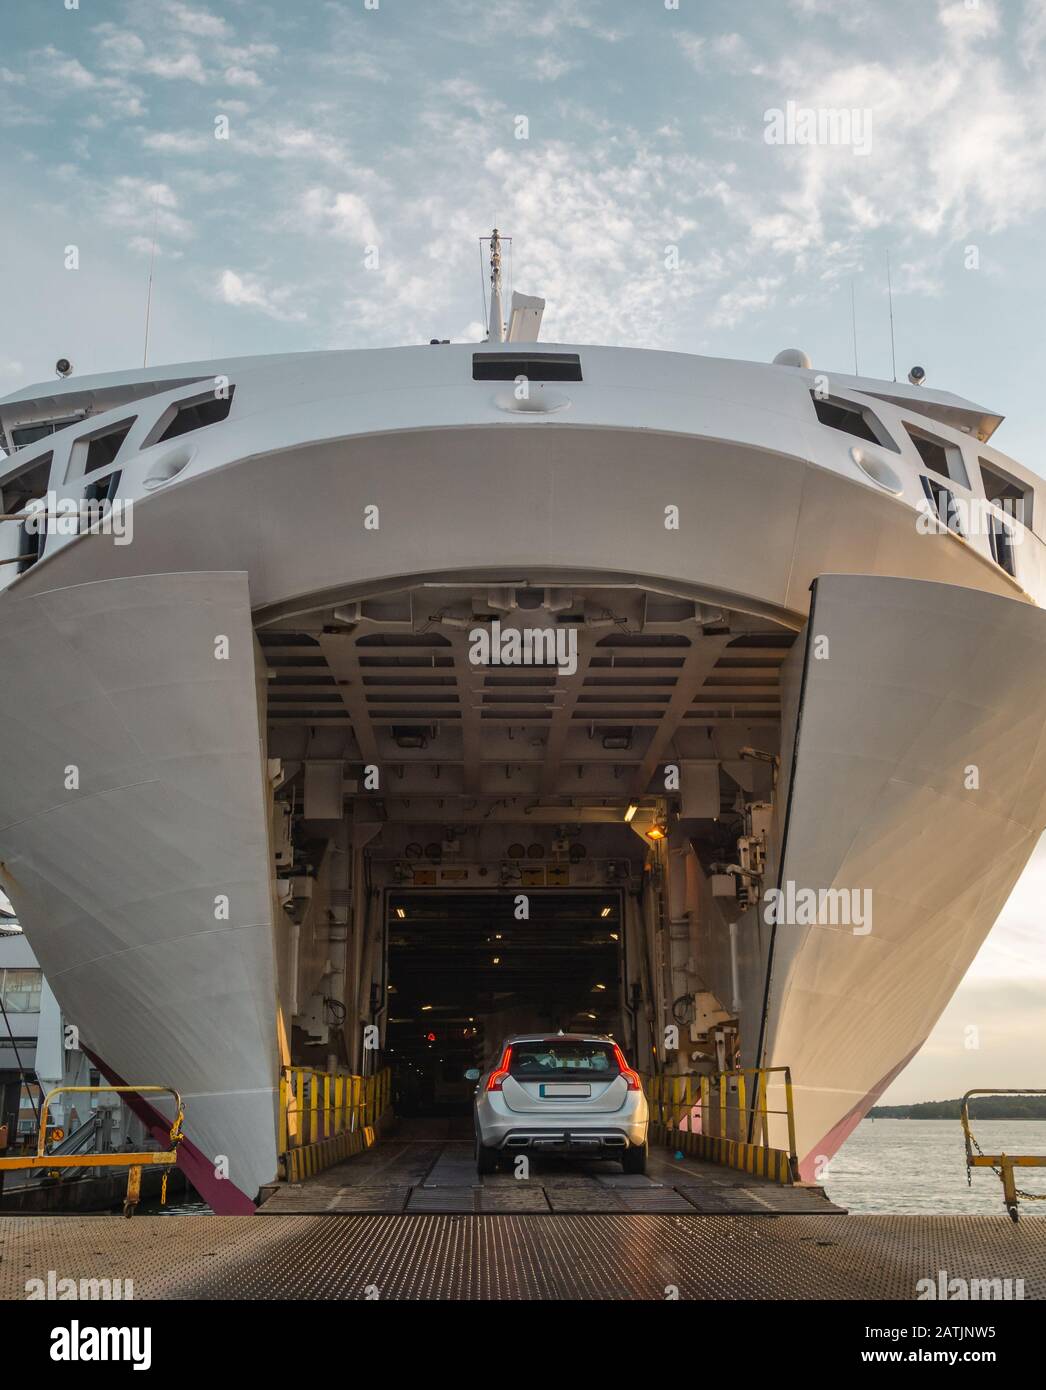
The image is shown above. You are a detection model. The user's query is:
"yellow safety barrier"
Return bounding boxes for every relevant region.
[642,1066,799,1185]
[0,1084,183,1217]
[279,1066,391,1183]
[961,1088,1046,1222]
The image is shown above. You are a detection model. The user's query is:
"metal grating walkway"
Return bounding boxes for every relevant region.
[2,1212,1043,1300]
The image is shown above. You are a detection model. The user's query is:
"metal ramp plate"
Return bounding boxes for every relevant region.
[4,1213,1044,1301]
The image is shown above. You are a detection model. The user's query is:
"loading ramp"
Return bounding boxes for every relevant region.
[262,1116,841,1216]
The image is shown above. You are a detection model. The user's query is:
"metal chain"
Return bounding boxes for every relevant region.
[969,1129,1046,1202]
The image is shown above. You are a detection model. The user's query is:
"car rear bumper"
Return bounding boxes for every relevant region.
[498,1128,645,1153]
[477,1111,648,1151]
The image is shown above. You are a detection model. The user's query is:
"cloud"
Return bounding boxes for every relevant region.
[33,43,145,115]
[223,65,262,88]
[216,268,307,321]
[143,51,207,83]
[38,46,97,90]
[104,177,193,240]
[1020,0,1046,64]
[142,129,211,155]
[533,53,579,82]
[707,276,785,328]
[450,0,624,43]
[98,29,147,69]
[302,188,380,245]
[679,32,764,76]
[96,24,207,84]
[163,2,230,39]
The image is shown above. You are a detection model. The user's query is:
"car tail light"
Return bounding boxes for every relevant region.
[612,1043,642,1091]
[487,1046,513,1091]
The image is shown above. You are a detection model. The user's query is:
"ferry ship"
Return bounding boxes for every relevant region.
[2,234,1044,1212]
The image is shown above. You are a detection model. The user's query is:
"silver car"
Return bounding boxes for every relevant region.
[472,1034,649,1175]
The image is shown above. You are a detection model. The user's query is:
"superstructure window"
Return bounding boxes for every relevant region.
[810,393,899,451]
[987,512,1017,578]
[1,453,52,516]
[67,419,134,481]
[980,458,1032,530]
[10,415,83,449]
[152,386,235,444]
[0,452,53,574]
[905,424,969,489]
[472,352,582,382]
[920,475,964,536]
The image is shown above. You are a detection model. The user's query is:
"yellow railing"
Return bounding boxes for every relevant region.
[0,1084,183,1217]
[278,1066,391,1182]
[961,1088,1046,1222]
[642,1066,799,1185]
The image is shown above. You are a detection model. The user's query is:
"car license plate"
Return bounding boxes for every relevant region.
[541,1083,591,1097]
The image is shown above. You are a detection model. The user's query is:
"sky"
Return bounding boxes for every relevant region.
[1,0,1045,1103]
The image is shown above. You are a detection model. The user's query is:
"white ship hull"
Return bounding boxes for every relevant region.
[2,341,1043,1206]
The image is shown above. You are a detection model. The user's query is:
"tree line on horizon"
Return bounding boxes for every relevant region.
[869,1095,1046,1120]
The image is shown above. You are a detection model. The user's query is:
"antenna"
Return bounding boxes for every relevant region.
[886,249,897,383]
[142,193,160,368]
[850,280,859,376]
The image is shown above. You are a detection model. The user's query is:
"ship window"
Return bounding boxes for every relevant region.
[0,967,42,1013]
[920,475,964,536]
[68,418,134,481]
[810,394,899,451]
[472,352,583,382]
[987,512,1017,578]
[980,458,1031,530]
[905,424,970,489]
[1,452,52,515]
[152,386,235,444]
[10,415,82,449]
[84,470,122,505]
[0,452,53,574]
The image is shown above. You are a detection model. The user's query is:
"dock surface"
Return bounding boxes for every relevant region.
[3,1210,1044,1300]
[4,1121,1044,1301]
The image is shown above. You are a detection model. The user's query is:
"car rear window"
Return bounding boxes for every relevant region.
[510,1041,618,1076]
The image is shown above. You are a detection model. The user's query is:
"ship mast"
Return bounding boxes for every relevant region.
[487,227,505,343]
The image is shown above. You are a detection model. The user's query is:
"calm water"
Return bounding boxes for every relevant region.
[825,1119,1046,1215]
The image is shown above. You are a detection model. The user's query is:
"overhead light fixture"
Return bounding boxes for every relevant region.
[609,932,619,941]
[492,956,501,965]
[392,725,430,749]
[646,823,667,841]
[421,1004,433,1012]
[601,727,632,751]
[600,906,612,918]
[624,804,638,823]
[593,983,606,992]
[395,907,406,919]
